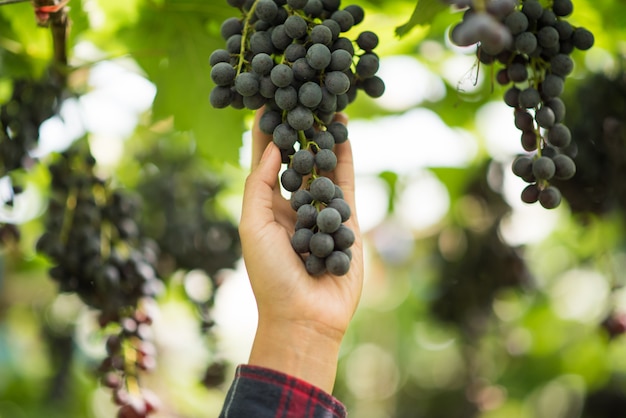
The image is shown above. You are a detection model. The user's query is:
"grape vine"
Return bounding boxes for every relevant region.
[448,0,594,209]
[210,0,384,276]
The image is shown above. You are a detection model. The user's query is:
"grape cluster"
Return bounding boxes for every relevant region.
[210,0,385,275]
[0,76,63,208]
[449,0,594,209]
[35,144,163,417]
[99,309,162,418]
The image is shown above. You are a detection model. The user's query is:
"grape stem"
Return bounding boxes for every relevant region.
[236,0,260,76]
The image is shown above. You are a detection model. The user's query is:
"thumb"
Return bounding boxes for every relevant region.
[241,142,282,228]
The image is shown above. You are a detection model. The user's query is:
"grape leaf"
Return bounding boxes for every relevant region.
[395,0,448,37]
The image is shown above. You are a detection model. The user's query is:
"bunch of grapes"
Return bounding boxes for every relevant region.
[209,0,384,276]
[0,76,63,212]
[35,144,163,417]
[449,0,594,209]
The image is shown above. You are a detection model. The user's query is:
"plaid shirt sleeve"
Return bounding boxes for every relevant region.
[219,364,347,418]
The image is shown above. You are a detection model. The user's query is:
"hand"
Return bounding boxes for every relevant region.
[239,108,364,393]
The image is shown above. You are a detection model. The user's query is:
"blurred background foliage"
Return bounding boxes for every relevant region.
[1,0,626,417]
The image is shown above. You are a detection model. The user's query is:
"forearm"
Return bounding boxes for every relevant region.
[248,318,343,394]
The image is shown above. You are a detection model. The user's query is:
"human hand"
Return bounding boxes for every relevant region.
[239,107,364,392]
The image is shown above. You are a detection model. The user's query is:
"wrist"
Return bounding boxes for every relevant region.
[248,318,343,394]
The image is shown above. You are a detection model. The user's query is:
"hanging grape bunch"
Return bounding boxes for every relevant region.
[209,0,385,275]
[449,0,594,209]
[36,144,163,418]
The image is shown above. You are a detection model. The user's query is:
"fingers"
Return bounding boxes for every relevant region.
[251,107,274,171]
[241,142,282,233]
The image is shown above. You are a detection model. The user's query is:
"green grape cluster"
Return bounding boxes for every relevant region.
[210,0,385,275]
[449,0,594,209]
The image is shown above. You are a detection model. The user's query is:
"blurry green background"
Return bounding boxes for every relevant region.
[1,0,626,417]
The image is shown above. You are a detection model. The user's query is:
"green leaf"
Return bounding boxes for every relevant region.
[118,3,246,164]
[395,0,448,37]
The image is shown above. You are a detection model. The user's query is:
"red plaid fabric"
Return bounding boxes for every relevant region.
[219,365,347,418]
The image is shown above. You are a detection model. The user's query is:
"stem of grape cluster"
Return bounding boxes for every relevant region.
[237,1,259,76]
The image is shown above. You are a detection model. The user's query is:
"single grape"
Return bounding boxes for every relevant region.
[361,76,385,98]
[355,53,380,78]
[273,123,298,149]
[284,43,307,62]
[281,168,303,192]
[287,105,314,131]
[539,186,562,209]
[306,43,332,70]
[297,204,318,228]
[234,72,259,97]
[541,74,564,98]
[298,82,323,108]
[270,64,294,88]
[209,49,230,66]
[512,155,533,178]
[356,31,379,51]
[537,26,560,49]
[329,49,353,72]
[305,254,326,275]
[326,251,350,276]
[504,86,521,108]
[518,87,541,109]
[291,189,314,211]
[309,232,334,257]
[552,0,573,17]
[313,130,335,149]
[255,0,278,22]
[514,109,534,131]
[324,71,350,95]
[251,53,274,75]
[315,149,338,172]
[333,185,344,199]
[344,4,365,25]
[291,228,314,253]
[304,0,324,17]
[554,20,574,40]
[331,9,354,32]
[553,154,576,180]
[539,9,557,27]
[271,24,292,50]
[249,31,274,55]
[243,93,266,110]
[259,110,282,134]
[220,17,242,40]
[322,19,341,40]
[284,15,308,39]
[522,0,543,20]
[507,62,528,82]
[310,25,333,46]
[515,32,538,55]
[209,86,233,108]
[210,62,236,86]
[547,123,571,147]
[545,97,566,122]
[292,58,317,81]
[327,198,351,222]
[327,121,348,144]
[292,149,315,175]
[316,207,342,233]
[310,176,335,203]
[332,224,355,250]
[572,27,594,50]
[521,131,538,152]
[535,106,556,128]
[275,86,298,110]
[550,54,574,77]
[532,156,556,180]
[504,11,529,35]
[322,0,340,12]
[259,76,278,99]
[521,183,540,203]
[332,37,354,55]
